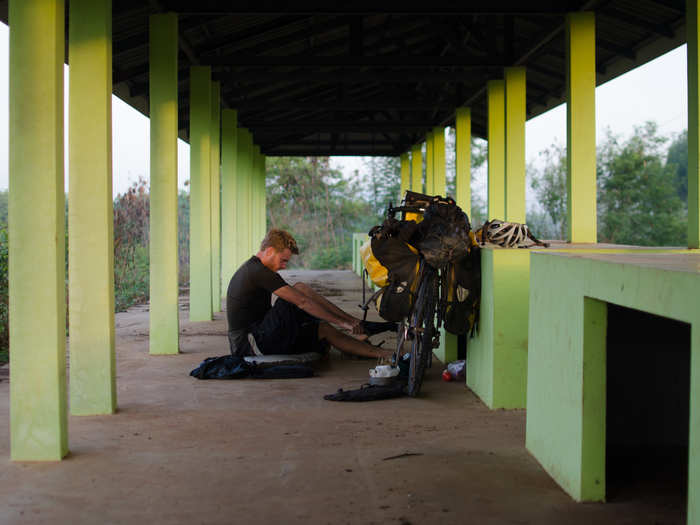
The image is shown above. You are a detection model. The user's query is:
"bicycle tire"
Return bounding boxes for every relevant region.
[405,267,437,397]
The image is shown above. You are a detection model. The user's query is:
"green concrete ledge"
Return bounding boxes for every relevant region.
[467,244,698,410]
[467,247,531,409]
[526,251,700,524]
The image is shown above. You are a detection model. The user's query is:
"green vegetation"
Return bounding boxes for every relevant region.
[527,122,688,245]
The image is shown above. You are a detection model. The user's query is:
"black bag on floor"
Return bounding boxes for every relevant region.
[189,355,314,380]
[324,382,406,402]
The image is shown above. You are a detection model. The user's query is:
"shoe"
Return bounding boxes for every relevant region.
[360,320,398,336]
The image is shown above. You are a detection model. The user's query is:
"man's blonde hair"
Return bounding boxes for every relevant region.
[260,229,299,254]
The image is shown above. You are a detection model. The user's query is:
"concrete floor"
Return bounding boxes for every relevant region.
[0,270,686,524]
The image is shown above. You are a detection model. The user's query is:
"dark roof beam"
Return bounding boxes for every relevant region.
[598,7,675,39]
[158,2,594,16]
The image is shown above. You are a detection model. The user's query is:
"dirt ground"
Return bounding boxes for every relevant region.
[0,270,686,524]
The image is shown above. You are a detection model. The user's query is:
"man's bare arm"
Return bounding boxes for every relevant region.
[274,285,355,331]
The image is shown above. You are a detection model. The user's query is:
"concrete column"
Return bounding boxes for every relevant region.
[411,144,422,193]
[455,107,472,216]
[426,131,434,195]
[688,0,700,249]
[9,0,68,460]
[148,13,179,356]
[253,144,262,247]
[505,67,527,223]
[487,80,506,220]
[433,127,446,197]
[68,0,117,414]
[566,12,597,243]
[189,66,212,321]
[236,129,251,266]
[260,153,267,241]
[210,82,221,312]
[399,153,411,202]
[221,109,238,292]
[400,153,410,198]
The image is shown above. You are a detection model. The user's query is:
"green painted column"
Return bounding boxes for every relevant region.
[253,144,262,247]
[261,152,267,240]
[411,144,422,193]
[148,13,179,356]
[505,67,527,223]
[566,12,597,243]
[189,66,213,321]
[426,131,434,195]
[433,127,446,197]
[9,0,68,460]
[455,107,471,217]
[261,153,267,240]
[68,0,117,413]
[210,82,221,312]
[487,80,506,220]
[236,128,252,266]
[400,153,410,197]
[221,109,238,292]
[688,0,700,249]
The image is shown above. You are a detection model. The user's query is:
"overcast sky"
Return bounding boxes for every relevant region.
[0,21,689,196]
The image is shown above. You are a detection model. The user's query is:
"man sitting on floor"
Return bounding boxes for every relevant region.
[226,229,393,360]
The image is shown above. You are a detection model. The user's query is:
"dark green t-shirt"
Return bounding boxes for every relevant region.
[226,256,287,332]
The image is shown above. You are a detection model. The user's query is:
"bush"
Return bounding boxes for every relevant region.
[113,179,150,312]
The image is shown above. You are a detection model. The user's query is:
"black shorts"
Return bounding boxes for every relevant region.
[250,299,322,355]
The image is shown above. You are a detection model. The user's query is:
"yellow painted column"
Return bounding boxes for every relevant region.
[400,153,410,198]
[487,80,506,220]
[505,67,527,223]
[236,128,252,266]
[426,131,434,195]
[411,144,423,193]
[432,125,456,361]
[189,66,212,321]
[455,107,472,216]
[210,82,221,312]
[148,13,179,356]
[68,0,117,413]
[9,0,68,460]
[688,0,700,249]
[566,12,597,243]
[220,109,238,293]
[433,127,446,197]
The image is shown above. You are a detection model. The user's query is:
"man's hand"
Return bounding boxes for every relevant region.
[350,319,364,335]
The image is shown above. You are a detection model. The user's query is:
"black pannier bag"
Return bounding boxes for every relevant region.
[368,218,421,322]
[443,245,481,335]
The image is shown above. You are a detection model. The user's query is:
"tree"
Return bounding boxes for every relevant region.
[666,129,688,202]
[266,156,375,269]
[597,122,686,246]
[361,156,401,219]
[528,143,567,239]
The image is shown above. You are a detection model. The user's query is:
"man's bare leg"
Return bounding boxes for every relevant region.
[318,322,393,359]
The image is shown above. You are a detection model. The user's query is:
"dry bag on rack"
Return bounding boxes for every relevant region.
[416,196,473,269]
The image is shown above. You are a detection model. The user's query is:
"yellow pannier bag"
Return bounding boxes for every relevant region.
[360,239,388,288]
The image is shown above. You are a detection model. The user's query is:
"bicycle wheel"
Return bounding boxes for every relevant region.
[405,267,437,397]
